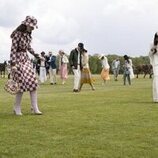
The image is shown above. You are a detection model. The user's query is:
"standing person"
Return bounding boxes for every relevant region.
[124,55,135,79]
[99,55,110,84]
[39,51,47,83]
[49,52,57,85]
[149,32,158,102]
[45,53,51,78]
[35,56,40,76]
[79,50,95,91]
[45,52,52,79]
[10,16,42,115]
[123,55,131,85]
[111,58,120,81]
[58,50,69,85]
[69,43,85,92]
[6,60,11,79]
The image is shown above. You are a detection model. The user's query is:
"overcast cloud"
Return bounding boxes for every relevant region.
[0,0,158,62]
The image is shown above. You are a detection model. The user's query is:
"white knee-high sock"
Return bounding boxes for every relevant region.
[30,90,41,113]
[14,92,23,114]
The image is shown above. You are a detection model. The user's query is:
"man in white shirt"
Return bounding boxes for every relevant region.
[112,58,120,81]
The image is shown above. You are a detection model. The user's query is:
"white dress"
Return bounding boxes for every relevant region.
[39,56,47,83]
[128,59,135,79]
[149,44,158,102]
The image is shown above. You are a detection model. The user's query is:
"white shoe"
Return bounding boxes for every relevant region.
[34,110,42,115]
[31,108,42,115]
[13,109,23,116]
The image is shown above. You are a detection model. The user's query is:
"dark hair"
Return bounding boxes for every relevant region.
[154,33,158,46]
[10,24,32,39]
[15,24,32,36]
[16,24,27,32]
[101,56,104,60]
[124,55,130,63]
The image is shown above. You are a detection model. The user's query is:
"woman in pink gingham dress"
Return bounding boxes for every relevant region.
[10,16,42,115]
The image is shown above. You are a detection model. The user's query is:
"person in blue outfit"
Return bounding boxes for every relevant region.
[49,52,57,85]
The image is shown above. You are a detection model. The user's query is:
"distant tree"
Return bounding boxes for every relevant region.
[89,55,102,74]
[66,53,150,74]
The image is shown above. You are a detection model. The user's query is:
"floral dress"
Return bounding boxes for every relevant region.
[10,31,38,92]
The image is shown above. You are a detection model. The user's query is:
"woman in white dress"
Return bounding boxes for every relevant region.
[123,55,135,79]
[39,51,47,83]
[149,32,158,102]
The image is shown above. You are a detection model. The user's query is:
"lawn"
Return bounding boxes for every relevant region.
[0,75,158,158]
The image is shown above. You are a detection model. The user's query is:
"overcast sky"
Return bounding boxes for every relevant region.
[0,0,158,62]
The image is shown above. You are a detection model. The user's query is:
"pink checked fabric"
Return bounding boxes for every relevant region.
[10,31,38,92]
[22,16,38,28]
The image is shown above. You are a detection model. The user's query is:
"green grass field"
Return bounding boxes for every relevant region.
[0,75,158,158]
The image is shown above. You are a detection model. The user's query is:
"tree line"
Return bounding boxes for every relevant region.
[66,54,150,74]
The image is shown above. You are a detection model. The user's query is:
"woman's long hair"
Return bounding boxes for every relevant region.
[124,55,130,63]
[16,24,27,32]
[10,24,32,38]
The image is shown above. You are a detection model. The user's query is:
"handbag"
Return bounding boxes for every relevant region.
[4,71,20,95]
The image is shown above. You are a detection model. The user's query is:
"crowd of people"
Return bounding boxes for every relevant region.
[30,47,135,88]
[8,15,158,116]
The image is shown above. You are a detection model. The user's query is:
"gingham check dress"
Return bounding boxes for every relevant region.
[10,31,38,92]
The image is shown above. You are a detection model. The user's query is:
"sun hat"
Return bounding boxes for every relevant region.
[22,16,38,29]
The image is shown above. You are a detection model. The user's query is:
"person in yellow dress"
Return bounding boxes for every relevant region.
[79,50,95,91]
[99,55,110,84]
